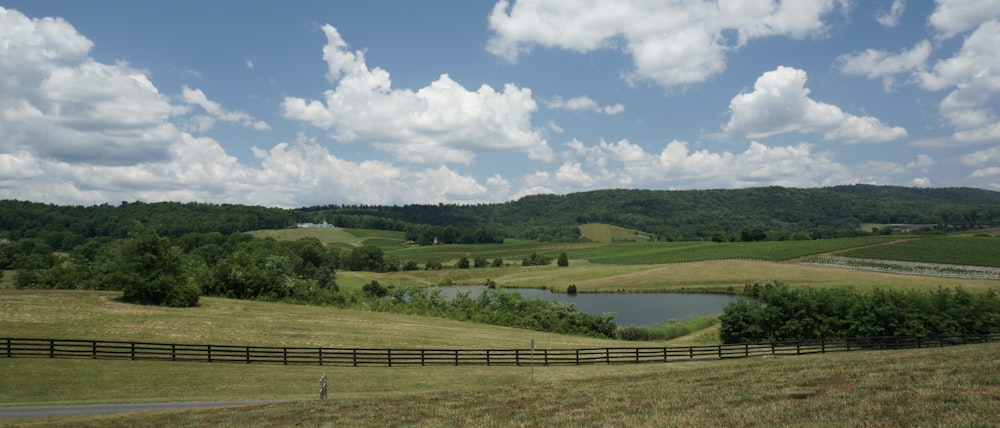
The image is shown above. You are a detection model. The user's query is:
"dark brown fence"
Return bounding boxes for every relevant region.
[3,335,996,367]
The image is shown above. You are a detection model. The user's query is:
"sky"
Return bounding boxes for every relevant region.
[1,1,999,208]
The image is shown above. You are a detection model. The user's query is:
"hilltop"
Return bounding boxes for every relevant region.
[2,185,999,244]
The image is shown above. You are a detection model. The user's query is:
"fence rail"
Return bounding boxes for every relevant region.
[3,335,997,367]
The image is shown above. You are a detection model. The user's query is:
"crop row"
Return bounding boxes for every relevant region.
[837,236,1000,268]
[801,256,1000,280]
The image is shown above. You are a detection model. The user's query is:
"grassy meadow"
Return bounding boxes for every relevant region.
[3,227,1000,425]
[1,290,997,426]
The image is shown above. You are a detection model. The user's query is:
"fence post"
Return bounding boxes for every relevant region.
[318,348,323,366]
[454,349,459,366]
[131,342,136,361]
[207,344,212,363]
[663,347,667,362]
[485,349,489,366]
[718,344,722,359]
[49,339,55,358]
[387,349,392,367]
[352,349,357,367]
[515,349,520,366]
[796,342,801,355]
[421,349,426,366]
[606,348,610,364]
[245,346,250,364]
[283,348,287,365]
[821,339,826,353]
[578,349,582,365]
[745,343,749,358]
[92,341,98,359]
[6,338,10,358]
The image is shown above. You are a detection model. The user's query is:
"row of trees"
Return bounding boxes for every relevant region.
[367,286,617,339]
[719,282,1000,343]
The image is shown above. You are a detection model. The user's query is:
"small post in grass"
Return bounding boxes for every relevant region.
[319,373,328,399]
[530,339,535,384]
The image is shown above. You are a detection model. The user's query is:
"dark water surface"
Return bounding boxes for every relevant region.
[436,285,743,326]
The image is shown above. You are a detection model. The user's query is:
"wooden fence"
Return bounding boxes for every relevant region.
[2,335,996,367]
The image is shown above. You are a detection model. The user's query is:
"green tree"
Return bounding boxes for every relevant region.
[557,252,569,267]
[118,227,199,307]
[457,256,470,269]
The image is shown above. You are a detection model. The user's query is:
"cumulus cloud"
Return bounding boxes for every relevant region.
[181,86,270,132]
[919,20,1000,144]
[836,40,932,91]
[546,96,624,115]
[0,7,185,166]
[876,0,906,27]
[929,0,1000,38]
[0,7,515,207]
[724,66,907,143]
[282,24,551,165]
[517,138,854,194]
[487,0,847,89]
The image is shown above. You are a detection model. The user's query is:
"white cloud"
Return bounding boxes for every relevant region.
[962,146,1000,166]
[487,0,846,89]
[836,40,931,91]
[929,0,1000,38]
[282,24,551,165]
[876,0,906,28]
[907,154,935,169]
[181,86,270,132]
[725,66,907,143]
[517,138,854,194]
[546,96,624,115]
[0,7,186,166]
[919,20,1000,144]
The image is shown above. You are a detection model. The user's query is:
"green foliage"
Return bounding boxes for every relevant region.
[557,252,569,267]
[491,257,504,267]
[473,256,489,268]
[457,256,470,269]
[566,284,577,294]
[117,227,199,307]
[402,260,419,271]
[720,282,1000,343]
[362,280,388,298]
[424,260,443,270]
[522,252,552,266]
[370,286,617,338]
[617,316,718,341]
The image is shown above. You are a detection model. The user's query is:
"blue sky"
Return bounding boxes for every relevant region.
[1,1,998,207]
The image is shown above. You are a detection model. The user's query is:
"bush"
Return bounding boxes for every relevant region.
[402,260,419,271]
[457,256,470,269]
[362,280,388,298]
[557,252,569,267]
[566,284,577,294]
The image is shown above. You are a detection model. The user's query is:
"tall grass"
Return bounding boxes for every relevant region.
[618,316,717,341]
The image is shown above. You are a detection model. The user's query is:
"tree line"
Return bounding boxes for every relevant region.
[719,282,1000,343]
[4,185,999,247]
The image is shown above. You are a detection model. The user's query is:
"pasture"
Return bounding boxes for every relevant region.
[1,290,997,426]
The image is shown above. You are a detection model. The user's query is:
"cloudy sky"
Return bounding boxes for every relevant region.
[1,1,998,207]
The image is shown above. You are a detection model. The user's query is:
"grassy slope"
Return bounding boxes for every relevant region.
[578,223,653,242]
[4,343,998,427]
[2,290,998,427]
[0,290,625,349]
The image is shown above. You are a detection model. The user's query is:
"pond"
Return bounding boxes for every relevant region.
[436,285,744,326]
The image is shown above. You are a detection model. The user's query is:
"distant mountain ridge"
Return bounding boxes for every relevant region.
[306,185,1000,241]
[2,185,999,244]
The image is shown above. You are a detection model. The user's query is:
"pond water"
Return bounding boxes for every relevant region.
[435,285,744,326]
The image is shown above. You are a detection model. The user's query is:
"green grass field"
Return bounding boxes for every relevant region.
[839,236,1000,267]
[578,223,654,242]
[1,290,997,426]
[4,231,1000,425]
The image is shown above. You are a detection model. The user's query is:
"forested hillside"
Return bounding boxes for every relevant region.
[2,185,999,245]
[304,185,1000,241]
